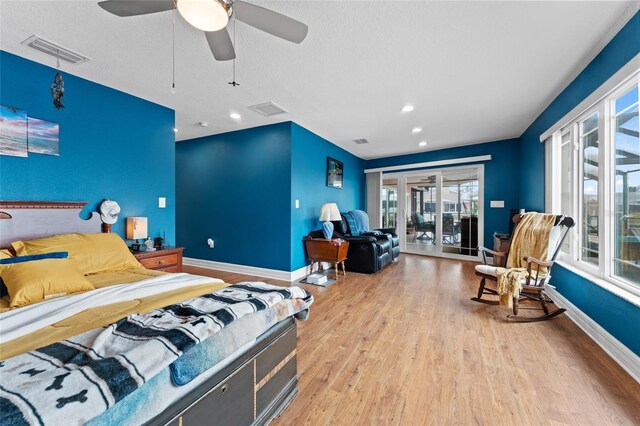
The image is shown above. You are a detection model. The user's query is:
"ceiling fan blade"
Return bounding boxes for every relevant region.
[234,1,308,44]
[98,0,175,17]
[205,29,236,61]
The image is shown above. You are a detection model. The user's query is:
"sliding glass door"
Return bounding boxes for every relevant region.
[441,171,479,257]
[405,173,439,255]
[385,166,483,260]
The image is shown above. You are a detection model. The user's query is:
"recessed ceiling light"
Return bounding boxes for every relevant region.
[401,105,414,112]
[230,113,241,119]
[173,127,178,133]
[199,121,209,127]
[412,127,422,134]
[419,141,427,147]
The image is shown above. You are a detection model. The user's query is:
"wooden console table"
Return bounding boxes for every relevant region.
[303,237,349,280]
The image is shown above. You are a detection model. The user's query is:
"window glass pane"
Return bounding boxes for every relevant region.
[382,180,397,228]
[615,86,639,114]
[582,113,598,135]
[440,171,479,257]
[613,85,640,286]
[581,112,599,266]
[560,131,573,254]
[406,175,438,255]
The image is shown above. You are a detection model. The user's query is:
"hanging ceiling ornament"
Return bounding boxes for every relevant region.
[50,50,64,110]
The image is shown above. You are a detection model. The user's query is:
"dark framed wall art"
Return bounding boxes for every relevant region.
[326,157,343,189]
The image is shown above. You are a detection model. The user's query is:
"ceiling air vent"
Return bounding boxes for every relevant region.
[21,35,90,65]
[353,139,369,145]
[248,102,288,117]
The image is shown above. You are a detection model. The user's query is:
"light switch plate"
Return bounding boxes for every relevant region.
[158,197,166,208]
[295,199,300,209]
[490,200,505,208]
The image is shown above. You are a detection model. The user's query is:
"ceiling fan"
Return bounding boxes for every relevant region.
[97,0,308,61]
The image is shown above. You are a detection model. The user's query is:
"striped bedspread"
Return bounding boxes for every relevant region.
[0,282,313,426]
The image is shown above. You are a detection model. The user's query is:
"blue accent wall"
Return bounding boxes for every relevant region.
[176,122,365,272]
[290,123,365,270]
[551,266,640,355]
[0,51,176,241]
[365,139,521,248]
[176,122,292,270]
[517,12,640,355]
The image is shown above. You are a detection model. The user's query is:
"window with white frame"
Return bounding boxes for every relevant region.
[547,73,640,292]
[443,202,458,213]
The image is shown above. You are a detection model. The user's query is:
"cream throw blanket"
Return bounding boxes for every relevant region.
[496,213,556,307]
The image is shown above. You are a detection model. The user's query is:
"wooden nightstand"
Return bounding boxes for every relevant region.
[134,247,184,272]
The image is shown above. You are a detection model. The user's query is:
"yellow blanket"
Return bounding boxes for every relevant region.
[0,281,230,360]
[497,213,556,307]
[85,267,165,288]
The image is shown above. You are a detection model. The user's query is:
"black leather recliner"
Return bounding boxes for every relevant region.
[308,212,400,274]
[309,229,392,274]
[334,213,400,260]
[379,228,401,261]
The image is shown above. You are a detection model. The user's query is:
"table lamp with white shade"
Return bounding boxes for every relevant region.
[319,203,341,240]
[126,217,148,250]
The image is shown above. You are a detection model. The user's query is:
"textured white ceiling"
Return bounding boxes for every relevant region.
[1,1,637,159]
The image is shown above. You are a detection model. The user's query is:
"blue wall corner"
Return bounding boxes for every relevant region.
[0,51,176,241]
[365,139,521,248]
[176,121,365,272]
[518,11,640,211]
[176,122,292,271]
[290,123,365,270]
[517,11,640,355]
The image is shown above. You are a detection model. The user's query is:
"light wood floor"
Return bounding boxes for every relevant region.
[185,255,640,425]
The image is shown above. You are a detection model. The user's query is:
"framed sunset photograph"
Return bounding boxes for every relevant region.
[0,105,28,157]
[27,117,59,156]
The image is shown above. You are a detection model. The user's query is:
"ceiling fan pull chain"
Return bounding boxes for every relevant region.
[171,9,176,94]
[229,16,239,87]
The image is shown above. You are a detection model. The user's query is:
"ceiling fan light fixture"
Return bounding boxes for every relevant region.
[177,0,231,32]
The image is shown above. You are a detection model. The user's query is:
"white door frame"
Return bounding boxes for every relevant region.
[384,164,485,261]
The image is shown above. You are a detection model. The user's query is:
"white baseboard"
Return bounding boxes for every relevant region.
[183,257,308,282]
[545,286,640,384]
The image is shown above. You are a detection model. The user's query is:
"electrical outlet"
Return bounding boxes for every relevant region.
[158,197,166,208]
[207,238,214,248]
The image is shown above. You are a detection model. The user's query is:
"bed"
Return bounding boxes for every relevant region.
[0,201,313,426]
